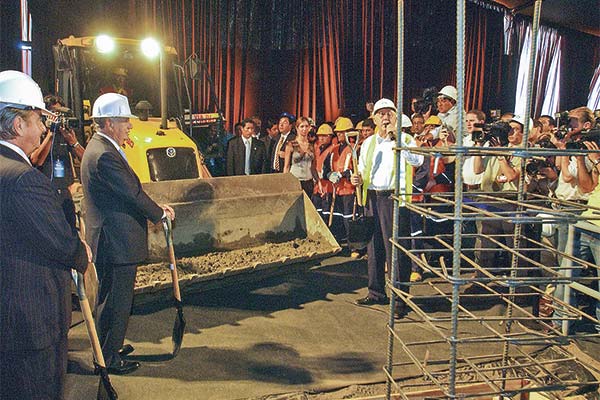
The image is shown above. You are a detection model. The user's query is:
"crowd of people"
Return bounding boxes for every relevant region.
[1,67,599,399]
[224,84,600,332]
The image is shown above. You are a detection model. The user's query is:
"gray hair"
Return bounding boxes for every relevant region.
[0,106,32,141]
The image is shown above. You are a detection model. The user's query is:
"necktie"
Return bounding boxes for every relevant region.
[244,139,251,175]
[273,135,285,171]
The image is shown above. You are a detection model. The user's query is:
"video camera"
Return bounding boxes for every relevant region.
[565,128,600,150]
[525,139,556,177]
[554,110,570,140]
[472,121,511,146]
[413,87,438,116]
[43,107,79,131]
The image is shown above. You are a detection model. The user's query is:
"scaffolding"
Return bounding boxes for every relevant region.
[384,1,600,399]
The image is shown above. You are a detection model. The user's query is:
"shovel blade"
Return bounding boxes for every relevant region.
[348,215,375,250]
[96,369,118,400]
[172,305,186,357]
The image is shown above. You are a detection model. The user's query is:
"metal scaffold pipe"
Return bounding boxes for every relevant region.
[386,1,405,399]
[501,0,543,386]
[449,0,467,396]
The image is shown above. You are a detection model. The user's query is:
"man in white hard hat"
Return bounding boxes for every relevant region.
[351,98,423,319]
[0,70,91,399]
[436,85,461,132]
[81,92,175,375]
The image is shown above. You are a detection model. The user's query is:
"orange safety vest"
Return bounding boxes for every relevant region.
[330,143,355,196]
[314,144,334,195]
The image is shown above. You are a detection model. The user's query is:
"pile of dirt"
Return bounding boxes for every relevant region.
[135,237,330,289]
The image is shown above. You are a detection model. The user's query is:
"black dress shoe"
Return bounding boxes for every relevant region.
[106,360,140,375]
[119,344,135,358]
[355,295,389,306]
[394,303,408,320]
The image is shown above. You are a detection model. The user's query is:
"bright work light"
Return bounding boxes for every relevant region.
[141,38,160,59]
[95,35,115,54]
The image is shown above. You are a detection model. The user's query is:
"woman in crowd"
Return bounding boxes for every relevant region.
[284,116,319,196]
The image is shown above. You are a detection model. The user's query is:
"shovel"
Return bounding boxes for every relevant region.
[162,218,186,357]
[345,131,375,249]
[71,270,118,400]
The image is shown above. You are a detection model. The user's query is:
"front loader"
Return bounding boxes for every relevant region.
[53,35,339,295]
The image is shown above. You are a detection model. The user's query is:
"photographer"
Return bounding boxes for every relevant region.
[471,117,535,281]
[29,95,84,229]
[553,139,600,333]
[473,117,526,191]
[550,107,595,260]
[436,85,463,133]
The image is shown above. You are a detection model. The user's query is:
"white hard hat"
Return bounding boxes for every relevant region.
[0,70,53,116]
[401,114,412,128]
[92,93,137,119]
[510,115,534,131]
[373,98,396,114]
[437,85,457,102]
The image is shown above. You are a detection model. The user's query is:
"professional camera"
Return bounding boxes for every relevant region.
[43,106,79,131]
[565,129,600,150]
[472,121,511,146]
[554,110,570,140]
[44,115,79,131]
[413,87,438,116]
[525,139,556,176]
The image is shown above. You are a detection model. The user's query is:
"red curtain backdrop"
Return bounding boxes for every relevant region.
[22,0,589,130]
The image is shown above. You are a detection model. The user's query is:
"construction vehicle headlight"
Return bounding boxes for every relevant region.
[141,38,160,59]
[95,35,115,54]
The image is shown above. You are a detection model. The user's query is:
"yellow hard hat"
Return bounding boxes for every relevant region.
[355,120,364,130]
[424,115,442,126]
[345,130,359,137]
[316,123,333,136]
[334,117,353,132]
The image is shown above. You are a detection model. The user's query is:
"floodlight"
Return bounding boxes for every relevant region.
[95,35,115,54]
[141,38,160,59]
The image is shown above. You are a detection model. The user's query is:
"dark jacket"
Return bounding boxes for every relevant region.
[80,134,163,265]
[226,136,267,176]
[0,144,88,351]
[269,131,296,173]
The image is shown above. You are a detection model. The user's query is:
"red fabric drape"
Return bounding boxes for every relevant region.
[464,3,505,112]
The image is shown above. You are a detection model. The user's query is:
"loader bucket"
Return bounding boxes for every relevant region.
[143,173,340,262]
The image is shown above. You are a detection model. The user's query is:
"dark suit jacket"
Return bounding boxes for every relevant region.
[226,136,267,176]
[0,144,88,352]
[269,131,296,173]
[81,134,163,265]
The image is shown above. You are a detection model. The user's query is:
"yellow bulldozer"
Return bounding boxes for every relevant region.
[53,35,339,295]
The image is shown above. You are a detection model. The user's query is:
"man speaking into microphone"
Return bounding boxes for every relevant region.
[351,98,423,319]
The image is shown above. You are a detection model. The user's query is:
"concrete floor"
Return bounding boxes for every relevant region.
[66,255,395,399]
[64,253,600,400]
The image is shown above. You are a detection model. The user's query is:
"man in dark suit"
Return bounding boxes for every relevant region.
[81,93,174,375]
[269,114,296,173]
[0,70,90,400]
[226,118,267,175]
[261,118,279,161]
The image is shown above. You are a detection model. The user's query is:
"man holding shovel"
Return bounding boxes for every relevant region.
[0,70,91,399]
[81,93,174,375]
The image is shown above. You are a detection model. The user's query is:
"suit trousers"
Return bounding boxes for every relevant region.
[365,191,411,302]
[95,263,138,367]
[0,336,67,400]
